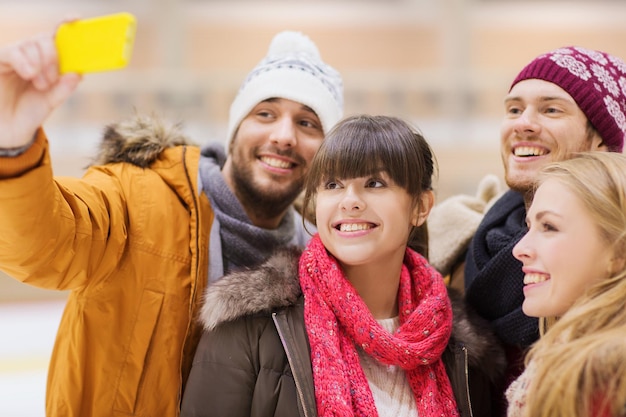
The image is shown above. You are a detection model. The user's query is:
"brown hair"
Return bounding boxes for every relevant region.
[302,115,437,257]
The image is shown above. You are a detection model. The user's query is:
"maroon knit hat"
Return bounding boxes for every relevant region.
[511,46,626,152]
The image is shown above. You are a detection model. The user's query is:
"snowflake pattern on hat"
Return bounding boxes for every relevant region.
[605,96,626,133]
[556,48,625,138]
[550,53,591,80]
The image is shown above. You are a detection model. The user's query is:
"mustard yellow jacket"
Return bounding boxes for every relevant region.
[0,116,213,417]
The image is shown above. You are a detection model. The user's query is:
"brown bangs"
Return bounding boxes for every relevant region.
[302,115,436,223]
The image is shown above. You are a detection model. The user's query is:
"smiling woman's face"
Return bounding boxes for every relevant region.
[512,178,613,318]
[315,172,419,273]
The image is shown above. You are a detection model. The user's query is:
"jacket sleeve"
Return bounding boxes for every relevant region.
[0,129,128,290]
[181,319,259,417]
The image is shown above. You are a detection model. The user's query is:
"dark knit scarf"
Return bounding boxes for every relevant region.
[299,234,459,417]
[199,143,298,272]
[464,190,539,347]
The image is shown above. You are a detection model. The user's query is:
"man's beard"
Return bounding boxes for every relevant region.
[505,176,534,194]
[229,159,304,222]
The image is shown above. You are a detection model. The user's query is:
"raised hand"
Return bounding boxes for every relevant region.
[0,32,81,149]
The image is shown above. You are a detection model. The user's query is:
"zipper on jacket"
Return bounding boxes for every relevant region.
[181,146,202,320]
[461,344,473,417]
[178,145,202,410]
[272,312,312,417]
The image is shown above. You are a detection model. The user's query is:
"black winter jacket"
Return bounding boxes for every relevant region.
[181,247,505,417]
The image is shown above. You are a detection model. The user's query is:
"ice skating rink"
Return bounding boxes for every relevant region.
[0,300,65,417]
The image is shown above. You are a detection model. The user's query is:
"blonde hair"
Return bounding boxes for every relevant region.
[523,152,626,417]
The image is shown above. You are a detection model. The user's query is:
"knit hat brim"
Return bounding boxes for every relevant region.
[227,67,343,144]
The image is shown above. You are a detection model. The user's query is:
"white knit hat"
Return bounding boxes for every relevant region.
[227,31,344,145]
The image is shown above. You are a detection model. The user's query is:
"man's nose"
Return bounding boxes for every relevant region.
[269,117,297,148]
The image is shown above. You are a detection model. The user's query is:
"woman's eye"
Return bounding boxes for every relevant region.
[366,179,385,188]
[541,222,557,232]
[324,181,340,190]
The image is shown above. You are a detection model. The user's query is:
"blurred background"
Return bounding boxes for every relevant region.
[1,0,625,415]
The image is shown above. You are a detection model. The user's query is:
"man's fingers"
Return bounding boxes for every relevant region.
[0,42,34,79]
[48,73,82,108]
[39,35,60,87]
[19,39,44,79]
[7,35,57,90]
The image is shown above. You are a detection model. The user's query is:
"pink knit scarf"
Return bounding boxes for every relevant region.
[299,234,459,417]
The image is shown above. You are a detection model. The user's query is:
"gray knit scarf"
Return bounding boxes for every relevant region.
[199,143,309,275]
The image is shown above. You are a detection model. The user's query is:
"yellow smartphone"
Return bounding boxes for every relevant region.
[55,12,137,74]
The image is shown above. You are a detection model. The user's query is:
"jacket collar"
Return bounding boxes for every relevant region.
[90,114,192,167]
[199,246,303,331]
[200,247,504,381]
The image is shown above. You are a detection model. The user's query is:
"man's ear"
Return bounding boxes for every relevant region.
[412,190,434,227]
[590,131,609,152]
[228,134,237,155]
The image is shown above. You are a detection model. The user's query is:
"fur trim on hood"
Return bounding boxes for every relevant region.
[200,246,302,331]
[200,246,506,382]
[90,114,194,167]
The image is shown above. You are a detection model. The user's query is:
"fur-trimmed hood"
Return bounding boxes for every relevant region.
[90,114,194,167]
[200,246,506,383]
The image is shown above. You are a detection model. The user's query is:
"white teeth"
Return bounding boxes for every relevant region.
[524,273,549,285]
[260,156,292,169]
[514,146,547,157]
[339,223,372,232]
